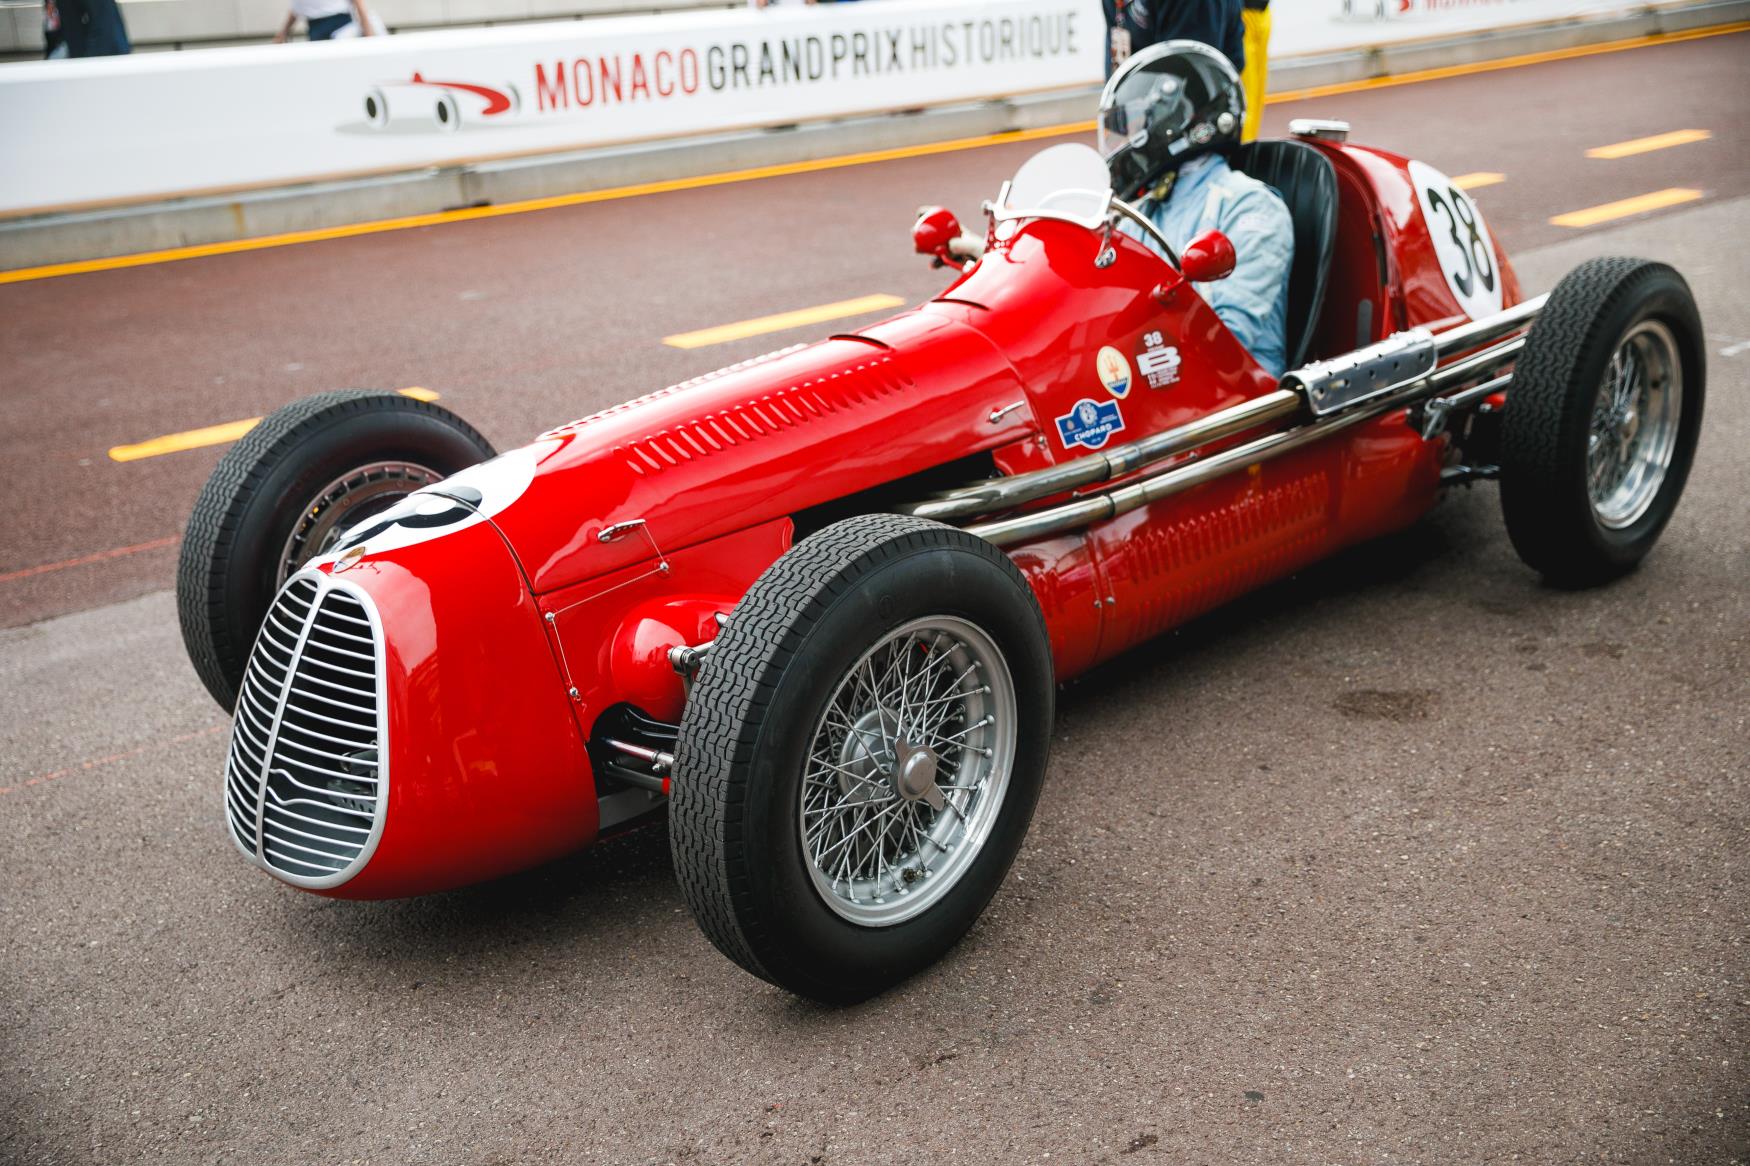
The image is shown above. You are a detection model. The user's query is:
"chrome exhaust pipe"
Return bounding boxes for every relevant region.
[903,389,1301,522]
[942,302,1542,548]
[904,295,1546,528]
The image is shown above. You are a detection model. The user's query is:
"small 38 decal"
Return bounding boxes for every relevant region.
[1138,330,1182,388]
[1056,397,1126,451]
[1408,160,1503,321]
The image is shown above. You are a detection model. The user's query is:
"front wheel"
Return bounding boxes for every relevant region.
[1499,257,1705,587]
[176,390,494,710]
[670,515,1055,1003]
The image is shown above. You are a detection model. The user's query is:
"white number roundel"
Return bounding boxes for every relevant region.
[1408,160,1503,321]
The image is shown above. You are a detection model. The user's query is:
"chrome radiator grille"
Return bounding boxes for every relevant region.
[225,573,387,888]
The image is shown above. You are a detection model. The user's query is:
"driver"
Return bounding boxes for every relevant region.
[1101,40,1293,377]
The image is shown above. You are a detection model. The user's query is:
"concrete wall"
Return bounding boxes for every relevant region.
[0,0,734,55]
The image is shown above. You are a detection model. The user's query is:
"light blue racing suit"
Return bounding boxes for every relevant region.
[1127,153,1294,378]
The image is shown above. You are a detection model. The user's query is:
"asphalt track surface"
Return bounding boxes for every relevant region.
[2,31,1747,1166]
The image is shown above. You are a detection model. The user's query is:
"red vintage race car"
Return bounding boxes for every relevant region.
[177,121,1705,1003]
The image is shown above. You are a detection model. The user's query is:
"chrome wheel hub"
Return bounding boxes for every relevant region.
[892,739,946,810]
[800,616,1017,927]
[277,461,443,583]
[1587,319,1681,530]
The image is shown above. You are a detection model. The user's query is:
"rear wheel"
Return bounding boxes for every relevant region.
[1499,258,1705,587]
[176,390,494,710]
[670,515,1054,1003]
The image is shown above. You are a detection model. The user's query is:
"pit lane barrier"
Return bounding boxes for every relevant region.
[0,0,1745,272]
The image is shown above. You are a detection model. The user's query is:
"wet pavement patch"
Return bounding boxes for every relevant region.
[1333,688,1437,722]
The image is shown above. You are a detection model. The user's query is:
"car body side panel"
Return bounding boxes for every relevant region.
[539,517,795,730]
[323,519,596,900]
[1321,142,1524,332]
[944,142,1523,674]
[936,219,1281,457]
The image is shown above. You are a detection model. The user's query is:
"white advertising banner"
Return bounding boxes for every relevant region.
[0,0,1105,217]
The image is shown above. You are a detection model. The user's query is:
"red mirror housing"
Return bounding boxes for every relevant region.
[1180,229,1237,283]
[912,206,962,262]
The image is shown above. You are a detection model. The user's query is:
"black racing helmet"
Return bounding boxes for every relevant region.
[1098,40,1245,199]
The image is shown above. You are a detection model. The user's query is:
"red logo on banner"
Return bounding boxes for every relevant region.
[360,74,522,133]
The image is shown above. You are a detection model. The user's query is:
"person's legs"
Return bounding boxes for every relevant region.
[1241,6,1270,141]
[306,12,351,40]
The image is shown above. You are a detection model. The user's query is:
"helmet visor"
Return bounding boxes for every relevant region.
[1097,93,1156,161]
[1098,73,1192,159]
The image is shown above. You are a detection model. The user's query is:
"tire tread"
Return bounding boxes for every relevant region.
[669,515,1038,988]
[176,390,492,708]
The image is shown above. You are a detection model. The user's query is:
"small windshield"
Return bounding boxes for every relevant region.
[990,142,1178,264]
[1002,143,1110,212]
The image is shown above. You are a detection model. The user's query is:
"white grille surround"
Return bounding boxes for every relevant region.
[224,571,389,890]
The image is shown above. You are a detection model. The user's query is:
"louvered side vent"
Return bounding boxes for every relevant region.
[225,574,387,889]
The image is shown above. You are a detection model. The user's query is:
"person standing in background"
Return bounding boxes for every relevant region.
[275,0,378,42]
[1101,0,1244,76]
[1240,0,1271,141]
[53,0,131,56]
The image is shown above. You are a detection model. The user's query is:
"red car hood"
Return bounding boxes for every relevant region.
[481,309,1038,594]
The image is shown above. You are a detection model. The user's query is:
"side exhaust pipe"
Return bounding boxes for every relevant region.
[903,296,1545,546]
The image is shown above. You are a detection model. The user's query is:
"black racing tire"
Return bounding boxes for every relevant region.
[670,515,1055,1004]
[1499,257,1705,588]
[176,390,494,710]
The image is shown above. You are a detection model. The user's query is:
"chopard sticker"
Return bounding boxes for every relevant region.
[1138,330,1181,388]
[1095,345,1133,398]
[1056,397,1126,451]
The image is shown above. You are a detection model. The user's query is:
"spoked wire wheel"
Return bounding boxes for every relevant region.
[670,514,1054,1003]
[800,616,1017,926]
[1586,319,1681,530]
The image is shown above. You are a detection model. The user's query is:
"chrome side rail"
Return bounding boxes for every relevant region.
[904,390,1300,522]
[902,295,1547,533]
[1431,292,1546,355]
[966,337,1525,548]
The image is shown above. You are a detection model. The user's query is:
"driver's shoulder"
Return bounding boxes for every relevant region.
[1207,162,1291,232]
[1209,158,1287,210]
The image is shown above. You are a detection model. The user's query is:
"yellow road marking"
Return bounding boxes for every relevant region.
[1,21,1743,288]
[1452,172,1506,190]
[662,294,907,349]
[107,387,439,462]
[1585,128,1713,159]
[1550,187,1703,228]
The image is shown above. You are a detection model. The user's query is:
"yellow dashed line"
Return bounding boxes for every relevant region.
[1585,128,1713,159]
[662,294,907,349]
[1550,187,1703,228]
[107,387,439,462]
[1452,172,1506,190]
